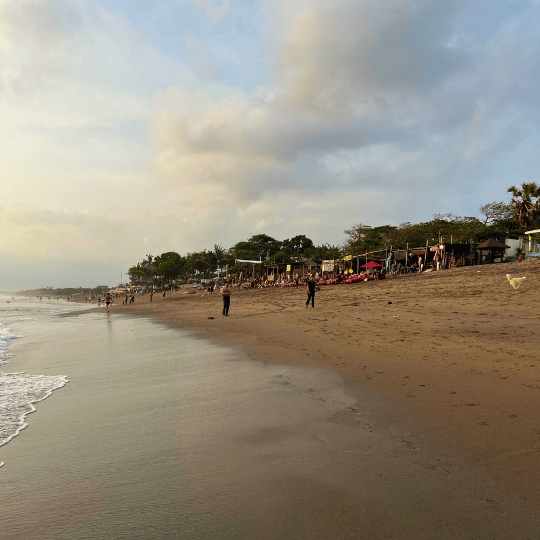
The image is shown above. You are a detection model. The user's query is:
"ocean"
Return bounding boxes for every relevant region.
[0,295,85,460]
[1,296,539,539]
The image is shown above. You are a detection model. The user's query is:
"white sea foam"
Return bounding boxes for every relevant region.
[0,297,74,453]
[0,323,17,367]
[0,371,69,448]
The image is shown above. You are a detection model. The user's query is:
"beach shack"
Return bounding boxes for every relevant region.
[442,243,474,268]
[406,242,474,271]
[265,262,287,282]
[289,258,320,278]
[474,238,510,264]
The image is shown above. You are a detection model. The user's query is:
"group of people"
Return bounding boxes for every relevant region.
[102,273,319,317]
[219,275,316,314]
[122,293,135,305]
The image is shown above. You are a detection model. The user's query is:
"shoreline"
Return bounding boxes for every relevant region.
[6,307,540,538]
[83,259,540,506]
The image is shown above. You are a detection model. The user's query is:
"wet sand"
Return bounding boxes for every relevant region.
[113,259,540,510]
[6,310,540,538]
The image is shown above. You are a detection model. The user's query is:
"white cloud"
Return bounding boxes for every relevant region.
[147,0,540,251]
[0,0,185,213]
[1,0,540,289]
[195,0,230,23]
[0,205,127,258]
[271,0,466,118]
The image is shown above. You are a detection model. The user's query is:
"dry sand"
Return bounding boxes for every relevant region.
[108,259,540,507]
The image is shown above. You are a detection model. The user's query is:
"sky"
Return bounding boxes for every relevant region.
[1,0,539,290]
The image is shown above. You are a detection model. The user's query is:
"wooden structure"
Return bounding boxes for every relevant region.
[289,258,320,277]
[265,263,287,282]
[475,238,510,264]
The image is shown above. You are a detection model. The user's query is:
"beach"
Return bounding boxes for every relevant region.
[114,259,540,509]
[2,261,540,538]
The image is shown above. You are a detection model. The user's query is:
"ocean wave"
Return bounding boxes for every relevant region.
[0,372,69,448]
[0,324,17,367]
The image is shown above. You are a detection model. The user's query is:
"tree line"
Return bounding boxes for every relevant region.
[128,182,540,285]
[128,236,343,285]
[344,182,540,255]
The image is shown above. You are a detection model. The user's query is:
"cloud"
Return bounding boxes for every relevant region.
[146,0,540,249]
[2,0,540,290]
[185,35,217,80]
[271,0,467,118]
[0,0,187,215]
[0,0,81,95]
[195,0,230,23]
[0,205,139,259]
[151,1,470,216]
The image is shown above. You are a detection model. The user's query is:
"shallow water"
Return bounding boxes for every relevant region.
[0,296,88,456]
[0,309,539,539]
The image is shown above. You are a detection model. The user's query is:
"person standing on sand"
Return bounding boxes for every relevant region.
[150,291,153,302]
[306,277,316,308]
[221,281,231,316]
[104,293,112,313]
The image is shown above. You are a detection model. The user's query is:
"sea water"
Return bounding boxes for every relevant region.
[1,299,540,539]
[0,295,87,459]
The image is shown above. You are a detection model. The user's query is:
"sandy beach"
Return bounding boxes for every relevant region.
[3,262,540,539]
[110,259,540,508]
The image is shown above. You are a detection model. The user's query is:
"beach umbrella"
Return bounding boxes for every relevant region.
[361,261,382,268]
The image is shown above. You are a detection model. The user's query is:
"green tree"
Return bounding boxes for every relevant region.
[304,244,343,263]
[128,263,143,282]
[343,224,396,254]
[508,182,540,231]
[153,252,185,283]
[212,244,234,272]
[190,250,215,279]
[232,234,281,260]
[267,250,292,264]
[129,257,155,282]
[281,235,314,257]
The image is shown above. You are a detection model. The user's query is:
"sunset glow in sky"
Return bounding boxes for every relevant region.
[1,0,539,289]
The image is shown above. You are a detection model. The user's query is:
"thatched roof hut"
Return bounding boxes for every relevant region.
[475,238,510,263]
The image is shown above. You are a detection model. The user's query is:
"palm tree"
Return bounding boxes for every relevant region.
[507,182,540,231]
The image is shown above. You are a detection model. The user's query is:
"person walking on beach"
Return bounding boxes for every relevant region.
[306,277,316,308]
[221,281,231,316]
[104,293,112,313]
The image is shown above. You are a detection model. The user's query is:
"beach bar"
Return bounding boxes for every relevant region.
[474,238,510,264]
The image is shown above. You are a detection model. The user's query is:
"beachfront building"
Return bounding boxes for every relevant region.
[289,258,320,278]
[408,243,474,270]
[265,258,320,282]
[265,263,287,283]
[474,239,510,264]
